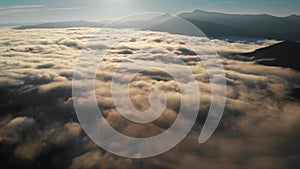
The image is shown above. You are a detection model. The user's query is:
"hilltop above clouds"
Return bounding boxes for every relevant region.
[241,41,300,71]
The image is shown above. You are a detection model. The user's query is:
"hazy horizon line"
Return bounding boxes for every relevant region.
[1,9,299,25]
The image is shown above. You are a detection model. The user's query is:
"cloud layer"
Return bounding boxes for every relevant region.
[0,27,299,169]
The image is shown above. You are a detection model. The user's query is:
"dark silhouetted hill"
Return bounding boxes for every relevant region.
[243,41,300,71]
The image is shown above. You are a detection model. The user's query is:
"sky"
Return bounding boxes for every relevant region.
[0,0,300,23]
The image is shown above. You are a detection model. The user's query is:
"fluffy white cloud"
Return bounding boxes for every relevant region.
[0,27,299,169]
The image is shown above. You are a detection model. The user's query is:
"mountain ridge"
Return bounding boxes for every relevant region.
[14,10,300,41]
[242,41,300,71]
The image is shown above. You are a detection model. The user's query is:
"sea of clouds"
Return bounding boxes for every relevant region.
[0,27,299,169]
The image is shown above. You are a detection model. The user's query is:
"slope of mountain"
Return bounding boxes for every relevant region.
[15,20,105,29]
[177,18,250,37]
[178,10,300,41]
[14,10,300,41]
[285,14,300,24]
[0,23,22,28]
[106,13,174,29]
[243,41,300,71]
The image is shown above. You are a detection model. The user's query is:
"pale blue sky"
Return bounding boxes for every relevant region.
[0,0,299,23]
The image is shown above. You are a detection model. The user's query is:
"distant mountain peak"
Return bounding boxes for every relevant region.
[156,13,173,19]
[190,9,222,15]
[178,10,300,41]
[186,9,294,18]
[193,9,208,13]
[286,14,300,19]
[287,14,300,17]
